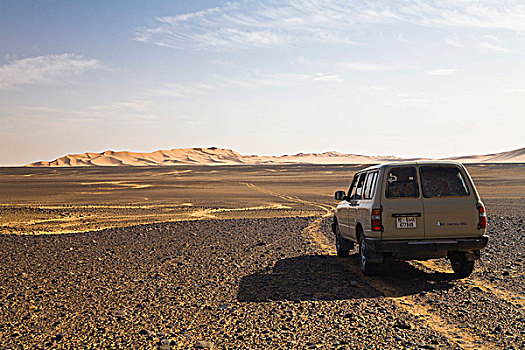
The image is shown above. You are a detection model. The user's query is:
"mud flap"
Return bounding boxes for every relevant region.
[465,250,481,261]
[448,250,480,262]
[339,236,354,251]
[364,240,384,263]
[366,253,384,264]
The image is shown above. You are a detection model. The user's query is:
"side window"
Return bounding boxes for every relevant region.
[354,173,367,200]
[386,167,419,198]
[419,166,470,197]
[363,172,378,199]
[362,172,371,199]
[347,174,359,199]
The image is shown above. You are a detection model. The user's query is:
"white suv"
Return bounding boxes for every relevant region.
[333,161,488,277]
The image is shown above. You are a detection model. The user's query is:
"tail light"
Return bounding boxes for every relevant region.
[371,208,382,231]
[477,203,487,229]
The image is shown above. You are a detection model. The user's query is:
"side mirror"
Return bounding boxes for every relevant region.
[335,190,346,201]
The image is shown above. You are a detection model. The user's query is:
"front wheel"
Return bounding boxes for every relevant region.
[359,235,380,276]
[449,252,475,278]
[335,224,351,258]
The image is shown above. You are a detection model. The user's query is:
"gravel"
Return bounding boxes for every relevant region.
[0,210,523,349]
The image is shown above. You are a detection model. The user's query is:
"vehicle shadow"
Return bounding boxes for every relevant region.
[237,254,456,302]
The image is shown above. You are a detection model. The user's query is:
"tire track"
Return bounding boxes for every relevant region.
[351,267,492,350]
[184,184,329,332]
[241,182,334,252]
[322,236,492,350]
[189,204,291,220]
[297,218,491,349]
[241,182,333,213]
[415,260,525,309]
[241,183,496,350]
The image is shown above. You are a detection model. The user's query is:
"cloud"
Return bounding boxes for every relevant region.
[134,0,525,50]
[220,71,345,89]
[478,41,512,53]
[88,100,154,114]
[410,1,525,32]
[360,86,390,92]
[152,83,213,98]
[445,32,513,54]
[311,73,344,82]
[340,62,413,72]
[445,36,464,48]
[427,68,458,76]
[299,57,414,72]
[398,92,432,106]
[507,88,525,93]
[6,100,161,125]
[399,97,432,106]
[0,54,99,89]
[85,100,161,122]
[148,71,342,96]
[134,1,382,50]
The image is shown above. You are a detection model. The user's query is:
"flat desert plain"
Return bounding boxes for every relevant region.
[0,164,524,349]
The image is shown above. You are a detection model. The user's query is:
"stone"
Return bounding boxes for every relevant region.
[343,313,356,321]
[194,340,214,349]
[393,320,412,330]
[158,338,170,350]
[110,309,126,318]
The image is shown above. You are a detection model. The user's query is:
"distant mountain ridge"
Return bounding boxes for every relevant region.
[26,146,525,167]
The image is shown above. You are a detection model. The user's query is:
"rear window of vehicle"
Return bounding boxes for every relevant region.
[419,166,470,198]
[386,167,419,198]
[363,171,378,199]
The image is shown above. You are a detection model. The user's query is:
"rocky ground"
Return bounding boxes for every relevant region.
[1,164,523,349]
[1,208,524,349]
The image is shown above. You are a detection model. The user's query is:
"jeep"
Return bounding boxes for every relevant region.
[333,161,488,277]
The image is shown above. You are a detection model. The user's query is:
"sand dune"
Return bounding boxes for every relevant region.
[445,147,525,163]
[26,146,525,167]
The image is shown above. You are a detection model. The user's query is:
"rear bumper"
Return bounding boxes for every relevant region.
[366,236,489,254]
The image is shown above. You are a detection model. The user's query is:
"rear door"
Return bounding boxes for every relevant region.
[359,171,379,234]
[419,165,479,239]
[381,166,425,240]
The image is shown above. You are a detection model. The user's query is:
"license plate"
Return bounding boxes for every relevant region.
[396,217,417,229]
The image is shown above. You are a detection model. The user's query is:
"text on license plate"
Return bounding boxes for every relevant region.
[396,217,417,229]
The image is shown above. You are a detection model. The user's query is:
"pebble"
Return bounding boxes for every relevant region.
[109,309,126,318]
[0,214,523,349]
[158,338,170,350]
[194,340,214,349]
[393,320,412,330]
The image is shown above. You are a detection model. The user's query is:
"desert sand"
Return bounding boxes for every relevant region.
[26,146,525,167]
[0,164,524,349]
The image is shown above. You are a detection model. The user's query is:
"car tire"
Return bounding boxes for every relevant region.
[335,224,351,258]
[449,252,475,278]
[359,234,380,276]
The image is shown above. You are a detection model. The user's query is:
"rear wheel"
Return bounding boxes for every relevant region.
[449,252,475,278]
[359,234,380,276]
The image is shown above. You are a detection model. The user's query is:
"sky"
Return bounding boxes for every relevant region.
[1,0,524,165]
